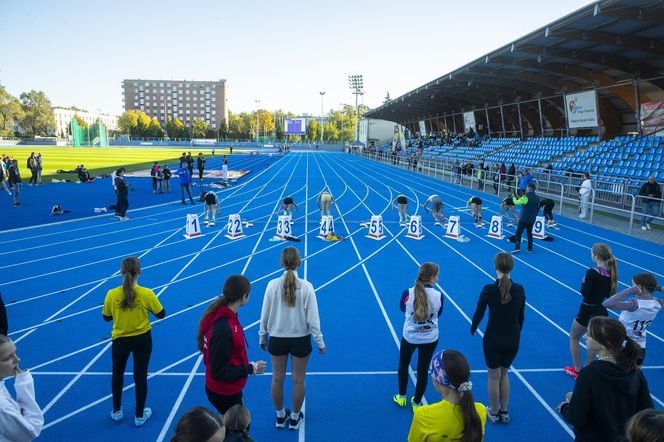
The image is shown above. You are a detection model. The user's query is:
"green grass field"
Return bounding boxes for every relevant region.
[0,146,230,180]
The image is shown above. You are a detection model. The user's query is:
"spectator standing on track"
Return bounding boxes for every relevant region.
[198,275,266,415]
[0,293,7,335]
[638,175,661,230]
[578,172,593,219]
[0,334,44,441]
[163,165,171,193]
[0,160,11,196]
[470,252,525,424]
[407,349,486,442]
[223,404,253,441]
[26,153,37,186]
[8,160,21,207]
[422,194,445,226]
[511,183,540,254]
[625,409,664,442]
[114,169,130,221]
[111,167,125,216]
[171,406,225,442]
[539,198,557,227]
[197,152,206,182]
[150,162,159,193]
[558,317,653,441]
[155,166,164,194]
[603,272,663,367]
[102,256,165,427]
[222,157,229,182]
[393,262,443,412]
[35,154,42,186]
[178,163,195,205]
[186,152,194,177]
[259,247,325,430]
[564,243,618,379]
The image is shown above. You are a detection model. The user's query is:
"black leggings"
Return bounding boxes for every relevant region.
[514,221,534,250]
[112,331,152,417]
[398,338,438,403]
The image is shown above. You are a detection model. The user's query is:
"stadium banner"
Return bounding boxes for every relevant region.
[284,118,306,135]
[418,120,427,137]
[565,90,598,128]
[640,100,664,131]
[463,112,476,131]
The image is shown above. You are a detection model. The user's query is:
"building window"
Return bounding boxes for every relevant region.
[133,82,138,86]
[186,110,190,114]
[186,97,190,101]
[178,82,183,87]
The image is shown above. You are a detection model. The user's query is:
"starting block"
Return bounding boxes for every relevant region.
[225,213,245,239]
[184,214,203,239]
[487,215,505,240]
[366,215,385,240]
[406,215,424,240]
[318,216,335,239]
[533,216,547,239]
[276,215,293,239]
[445,215,460,240]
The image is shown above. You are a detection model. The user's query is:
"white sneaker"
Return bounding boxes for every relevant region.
[646,224,652,230]
[642,225,648,231]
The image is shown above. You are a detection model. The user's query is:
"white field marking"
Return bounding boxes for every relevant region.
[156,355,204,442]
[240,154,304,274]
[0,154,276,238]
[41,351,200,430]
[315,154,427,406]
[40,320,260,430]
[304,154,309,281]
[42,342,112,414]
[394,238,575,438]
[350,157,664,345]
[26,365,664,376]
[9,185,370,338]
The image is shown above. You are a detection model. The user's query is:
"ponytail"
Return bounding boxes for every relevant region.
[632,272,659,294]
[280,247,301,307]
[616,338,642,371]
[119,257,140,310]
[494,252,514,304]
[196,275,251,352]
[413,262,439,322]
[592,243,618,295]
[607,255,618,295]
[588,316,640,370]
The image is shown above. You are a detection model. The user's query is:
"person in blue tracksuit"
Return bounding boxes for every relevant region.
[178,163,195,205]
[511,183,540,254]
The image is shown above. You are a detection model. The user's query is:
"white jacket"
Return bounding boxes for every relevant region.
[579,179,592,197]
[0,371,43,442]
[259,271,324,348]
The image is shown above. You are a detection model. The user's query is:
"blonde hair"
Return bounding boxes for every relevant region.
[281,247,301,307]
[120,257,141,310]
[592,243,618,295]
[413,263,439,322]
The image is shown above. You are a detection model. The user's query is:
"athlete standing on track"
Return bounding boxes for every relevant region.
[422,194,445,226]
[393,193,409,227]
[103,256,165,427]
[393,262,443,412]
[470,252,525,424]
[564,243,618,379]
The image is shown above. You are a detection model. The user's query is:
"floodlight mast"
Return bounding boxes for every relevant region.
[348,75,364,143]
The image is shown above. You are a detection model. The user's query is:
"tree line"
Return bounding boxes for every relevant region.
[0,85,56,137]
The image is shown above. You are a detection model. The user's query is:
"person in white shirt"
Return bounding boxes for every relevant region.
[578,173,593,219]
[603,272,663,367]
[259,247,325,431]
[0,335,43,442]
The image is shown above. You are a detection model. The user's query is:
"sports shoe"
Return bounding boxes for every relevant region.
[511,249,520,254]
[411,396,423,412]
[288,411,304,430]
[393,394,406,407]
[487,411,500,424]
[642,225,647,231]
[204,220,209,226]
[564,366,579,379]
[209,220,215,226]
[120,216,129,221]
[527,248,533,253]
[646,224,652,230]
[275,409,291,429]
[110,408,123,421]
[135,407,152,427]
[499,410,510,424]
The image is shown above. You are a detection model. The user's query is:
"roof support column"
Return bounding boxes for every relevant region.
[500,104,506,137]
[562,90,570,137]
[538,97,545,136]
[633,78,642,137]
[485,108,491,138]
[517,101,524,139]
[452,113,457,133]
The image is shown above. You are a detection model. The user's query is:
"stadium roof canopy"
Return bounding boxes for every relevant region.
[366,0,664,138]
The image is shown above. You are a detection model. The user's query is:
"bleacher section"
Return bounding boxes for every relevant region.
[485,137,597,167]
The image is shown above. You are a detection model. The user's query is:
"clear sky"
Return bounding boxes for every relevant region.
[1,0,593,117]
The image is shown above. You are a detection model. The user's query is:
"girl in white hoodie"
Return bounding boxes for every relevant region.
[0,335,43,442]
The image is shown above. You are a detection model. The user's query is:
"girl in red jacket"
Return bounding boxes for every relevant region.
[197,275,266,415]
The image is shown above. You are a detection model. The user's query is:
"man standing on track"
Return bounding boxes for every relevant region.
[511,183,539,254]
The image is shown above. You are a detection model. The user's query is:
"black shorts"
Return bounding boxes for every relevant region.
[397,196,408,205]
[637,347,646,366]
[575,304,608,328]
[205,388,243,415]
[483,333,520,369]
[268,335,312,358]
[204,194,217,205]
[470,197,482,205]
[284,197,294,205]
[503,198,515,207]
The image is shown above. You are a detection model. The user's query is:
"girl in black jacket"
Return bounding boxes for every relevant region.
[558,316,653,442]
